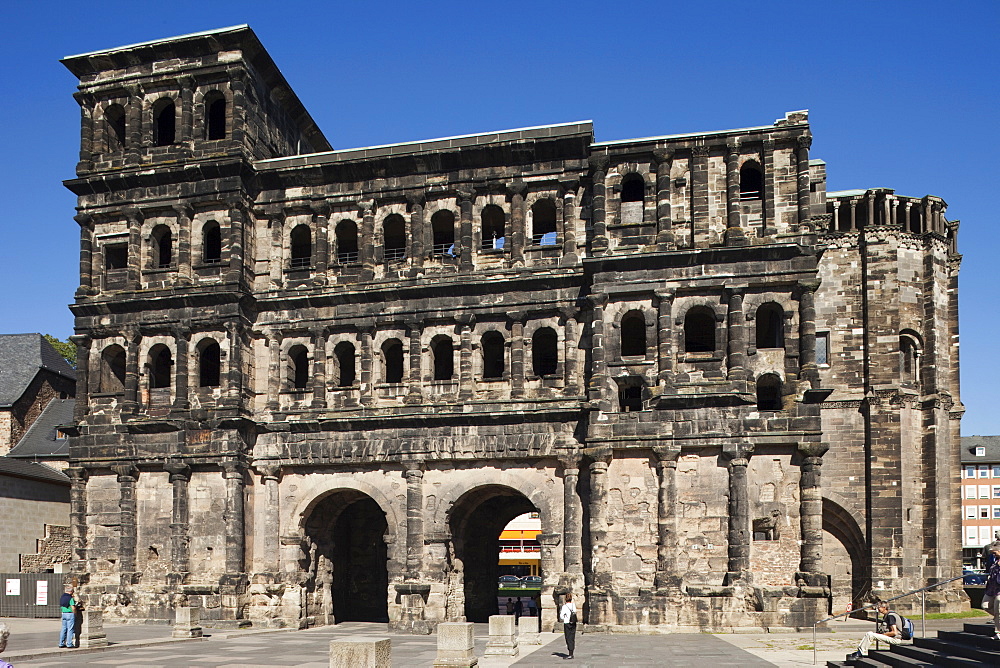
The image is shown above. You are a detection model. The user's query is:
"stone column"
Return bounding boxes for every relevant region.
[222,461,246,574]
[797,442,830,579]
[562,311,580,396]
[126,85,142,161]
[866,191,876,228]
[224,321,243,408]
[75,214,95,296]
[67,467,89,572]
[404,464,424,578]
[313,202,330,279]
[725,142,747,246]
[164,461,191,577]
[796,135,812,227]
[405,321,423,404]
[762,139,776,234]
[458,316,474,401]
[174,204,193,284]
[560,178,580,265]
[179,76,194,141]
[508,182,526,265]
[848,199,857,231]
[406,193,425,269]
[360,328,374,406]
[122,330,140,413]
[113,464,138,578]
[690,146,710,246]
[903,200,913,233]
[75,93,94,172]
[458,189,474,271]
[268,214,283,289]
[360,200,376,282]
[587,451,612,619]
[798,280,820,389]
[588,294,609,408]
[267,330,282,411]
[589,156,609,255]
[125,208,142,289]
[655,288,674,388]
[561,455,583,574]
[172,327,190,411]
[255,464,282,574]
[311,328,327,408]
[653,446,681,592]
[71,335,91,421]
[226,202,245,286]
[830,200,840,232]
[722,443,753,583]
[509,313,525,399]
[653,149,674,246]
[726,288,747,381]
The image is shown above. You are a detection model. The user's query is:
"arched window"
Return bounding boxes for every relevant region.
[198,339,221,388]
[481,204,506,250]
[755,302,784,349]
[432,337,454,381]
[104,104,126,152]
[532,327,558,376]
[382,339,404,384]
[149,345,172,389]
[153,99,176,146]
[383,214,406,262]
[151,225,173,268]
[531,199,557,246]
[620,310,646,357]
[290,224,312,269]
[334,342,356,387]
[756,373,782,410]
[481,331,505,379]
[205,92,227,140]
[336,220,359,263]
[900,332,921,386]
[202,221,222,264]
[684,307,716,353]
[99,345,126,393]
[431,210,456,257]
[288,345,309,390]
[740,162,763,200]
[620,174,645,225]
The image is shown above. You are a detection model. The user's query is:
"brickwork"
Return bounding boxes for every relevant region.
[20,524,72,572]
[0,476,70,572]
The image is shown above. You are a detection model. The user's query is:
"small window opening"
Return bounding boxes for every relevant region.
[752,511,780,541]
[336,220,359,263]
[290,224,312,269]
[620,311,646,357]
[756,373,782,410]
[740,162,763,200]
[153,99,176,146]
[532,327,558,376]
[105,244,127,270]
[684,307,716,353]
[619,384,643,412]
[99,345,126,393]
[206,95,227,140]
[151,225,173,268]
[755,303,784,349]
[431,210,456,257]
[531,199,557,246]
[900,333,921,386]
[481,204,506,250]
[198,340,221,388]
[105,105,126,151]
[481,331,505,379]
[619,174,645,224]
[816,332,829,365]
[382,339,404,384]
[149,346,172,389]
[432,337,454,381]
[383,214,407,262]
[335,342,356,387]
[288,345,309,390]
[202,221,222,264]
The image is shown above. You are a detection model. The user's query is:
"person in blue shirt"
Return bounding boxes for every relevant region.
[58,585,77,648]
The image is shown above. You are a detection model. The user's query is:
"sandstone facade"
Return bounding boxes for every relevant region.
[60,26,963,631]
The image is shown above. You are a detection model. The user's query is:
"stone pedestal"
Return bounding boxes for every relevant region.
[433,622,478,667]
[80,609,108,648]
[389,583,432,634]
[517,615,541,645]
[173,605,203,638]
[329,637,391,668]
[483,614,518,657]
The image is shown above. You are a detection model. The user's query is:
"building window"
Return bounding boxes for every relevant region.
[616,377,645,412]
[431,210,456,257]
[816,332,829,365]
[334,342,356,387]
[336,220,359,264]
[481,331,505,379]
[288,345,309,390]
[151,225,173,269]
[481,204,506,250]
[993,486,1000,499]
[967,528,979,545]
[105,243,127,270]
[197,339,221,388]
[739,161,763,200]
[531,327,558,376]
[205,92,227,140]
[620,173,645,224]
[148,345,172,389]
[966,465,977,478]
[290,224,312,269]
[531,199,557,246]
[99,344,126,393]
[383,214,407,262]
[432,336,454,380]
[993,507,1000,520]
[756,303,784,349]
[620,310,646,357]
[153,98,176,146]
[965,485,976,499]
[202,221,222,264]
[981,485,991,499]
[966,505,978,519]
[977,446,988,457]
[982,506,991,519]
[981,466,990,478]
[981,526,994,544]
[684,307,716,353]
[900,331,921,386]
[381,339,404,384]
[104,104,127,151]
[756,373,782,411]
[993,465,1000,477]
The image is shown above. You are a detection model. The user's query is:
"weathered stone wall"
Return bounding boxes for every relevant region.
[20,524,72,573]
[0,476,70,572]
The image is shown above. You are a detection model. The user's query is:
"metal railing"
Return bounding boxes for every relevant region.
[811,574,965,665]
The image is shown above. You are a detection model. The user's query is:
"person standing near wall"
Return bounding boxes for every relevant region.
[58,586,77,648]
[559,591,577,660]
[982,546,1000,640]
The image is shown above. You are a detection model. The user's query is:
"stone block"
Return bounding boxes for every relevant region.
[173,605,203,638]
[483,614,518,656]
[329,636,391,668]
[517,615,541,645]
[80,609,108,648]
[433,622,478,667]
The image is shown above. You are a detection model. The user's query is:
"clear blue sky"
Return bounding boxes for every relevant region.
[1,1,996,433]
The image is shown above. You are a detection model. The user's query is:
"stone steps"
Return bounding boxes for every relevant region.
[826,623,1000,667]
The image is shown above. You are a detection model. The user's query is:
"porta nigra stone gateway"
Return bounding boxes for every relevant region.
[61,26,965,632]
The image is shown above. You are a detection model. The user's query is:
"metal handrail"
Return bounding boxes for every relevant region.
[812,574,965,665]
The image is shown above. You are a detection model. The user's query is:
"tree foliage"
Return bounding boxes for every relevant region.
[44,334,77,367]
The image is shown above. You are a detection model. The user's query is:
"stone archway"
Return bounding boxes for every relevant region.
[449,485,538,623]
[822,496,869,614]
[303,489,389,623]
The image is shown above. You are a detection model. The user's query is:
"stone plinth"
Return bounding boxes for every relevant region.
[80,609,108,648]
[483,615,518,657]
[433,622,478,667]
[329,637,391,668]
[517,615,541,645]
[173,606,203,638]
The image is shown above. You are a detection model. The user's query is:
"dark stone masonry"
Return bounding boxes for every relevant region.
[60,25,964,632]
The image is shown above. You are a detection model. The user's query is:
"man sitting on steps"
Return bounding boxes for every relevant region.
[846,599,903,662]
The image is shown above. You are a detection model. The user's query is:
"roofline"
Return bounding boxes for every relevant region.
[0,462,70,486]
[62,24,249,61]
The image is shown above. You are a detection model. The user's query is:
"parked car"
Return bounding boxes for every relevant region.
[497,575,521,588]
[963,568,987,586]
[520,575,542,587]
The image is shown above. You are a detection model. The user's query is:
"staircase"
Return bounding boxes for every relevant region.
[827,623,1000,667]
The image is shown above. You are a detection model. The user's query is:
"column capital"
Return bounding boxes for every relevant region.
[726,140,741,154]
[654,287,675,301]
[455,186,475,202]
[74,213,93,227]
[588,292,609,308]
[691,145,711,158]
[164,461,191,482]
[722,442,754,463]
[795,279,821,297]
[724,286,746,299]
[558,453,583,471]
[254,463,282,482]
[123,207,144,224]
[652,148,674,165]
[112,464,138,481]
[455,312,476,328]
[505,180,527,197]
[403,462,425,478]
[221,460,246,479]
[66,467,89,483]
[310,201,331,217]
[652,445,681,463]
[584,446,612,466]
[797,442,830,459]
[172,203,193,219]
[559,177,580,193]
[588,154,610,172]
[796,135,813,149]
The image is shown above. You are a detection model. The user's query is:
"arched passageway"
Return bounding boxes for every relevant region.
[303,490,389,623]
[449,485,538,622]
[822,497,869,614]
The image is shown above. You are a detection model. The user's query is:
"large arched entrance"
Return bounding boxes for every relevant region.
[822,497,869,614]
[450,485,539,622]
[303,490,389,623]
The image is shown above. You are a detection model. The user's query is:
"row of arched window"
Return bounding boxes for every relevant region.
[677,302,785,355]
[614,162,764,210]
[102,92,227,152]
[147,221,222,270]
[96,339,223,395]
